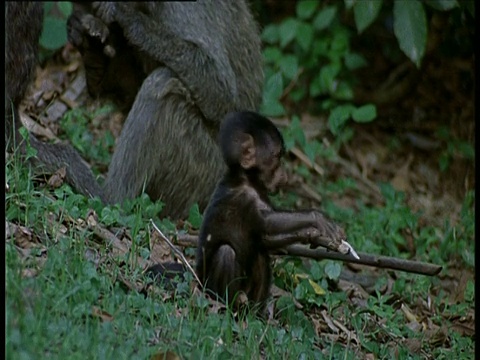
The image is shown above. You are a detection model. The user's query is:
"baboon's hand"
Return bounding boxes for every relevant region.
[67,11,114,57]
[309,212,359,259]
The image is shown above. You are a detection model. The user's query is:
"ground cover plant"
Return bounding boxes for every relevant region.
[6,1,474,359]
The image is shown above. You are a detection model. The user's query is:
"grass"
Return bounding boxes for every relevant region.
[5,123,475,359]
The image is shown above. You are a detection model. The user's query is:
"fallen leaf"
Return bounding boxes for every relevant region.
[337,279,370,300]
[12,224,35,249]
[391,154,413,192]
[402,338,422,354]
[22,268,40,278]
[86,212,98,227]
[47,167,67,188]
[149,231,175,263]
[308,278,326,296]
[91,306,114,322]
[150,351,181,360]
[321,310,340,333]
[401,303,418,323]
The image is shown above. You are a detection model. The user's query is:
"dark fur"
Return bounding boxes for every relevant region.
[146,262,186,291]
[196,112,286,309]
[5,3,42,129]
[196,112,348,310]
[68,1,264,218]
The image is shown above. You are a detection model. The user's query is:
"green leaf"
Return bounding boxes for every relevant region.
[393,0,427,67]
[18,127,29,141]
[309,261,323,280]
[261,73,286,117]
[26,143,38,159]
[296,22,314,51]
[319,62,341,93]
[424,0,458,11]
[324,261,342,280]
[294,282,308,300]
[379,182,396,202]
[309,74,324,98]
[262,24,279,44]
[101,207,121,226]
[18,128,38,159]
[304,140,323,164]
[353,0,383,33]
[438,152,450,172]
[282,130,295,151]
[464,280,474,302]
[57,2,73,17]
[40,17,68,50]
[263,46,283,64]
[187,204,203,229]
[289,88,306,103]
[279,55,299,80]
[455,141,474,159]
[279,18,300,48]
[313,6,337,31]
[312,38,329,58]
[43,2,54,13]
[263,72,284,101]
[352,104,377,122]
[283,116,306,150]
[344,52,368,70]
[144,200,164,219]
[296,0,319,19]
[344,0,356,10]
[332,81,354,101]
[327,104,355,135]
[330,30,349,53]
[261,101,286,118]
[290,115,306,147]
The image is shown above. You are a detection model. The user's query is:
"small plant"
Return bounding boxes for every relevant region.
[261,1,374,117]
[260,0,378,154]
[6,1,474,357]
[436,126,475,172]
[281,115,335,165]
[61,107,116,173]
[346,0,473,67]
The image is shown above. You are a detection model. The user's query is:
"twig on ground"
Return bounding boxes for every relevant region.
[149,219,203,287]
[332,154,384,203]
[280,67,304,100]
[290,146,325,176]
[298,183,323,203]
[19,112,59,141]
[280,245,442,276]
[87,217,147,268]
[89,221,130,254]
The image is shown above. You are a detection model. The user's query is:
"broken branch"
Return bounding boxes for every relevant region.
[176,234,442,276]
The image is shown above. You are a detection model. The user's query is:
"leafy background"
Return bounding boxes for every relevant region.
[7,1,474,359]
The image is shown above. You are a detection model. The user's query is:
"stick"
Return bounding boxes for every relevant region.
[280,245,442,276]
[149,220,203,286]
[176,234,442,277]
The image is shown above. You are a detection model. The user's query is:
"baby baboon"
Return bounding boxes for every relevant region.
[196,112,356,309]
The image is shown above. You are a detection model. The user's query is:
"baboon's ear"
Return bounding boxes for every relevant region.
[239,134,256,169]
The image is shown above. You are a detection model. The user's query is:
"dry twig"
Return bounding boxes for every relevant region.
[149,219,203,287]
[175,234,442,276]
